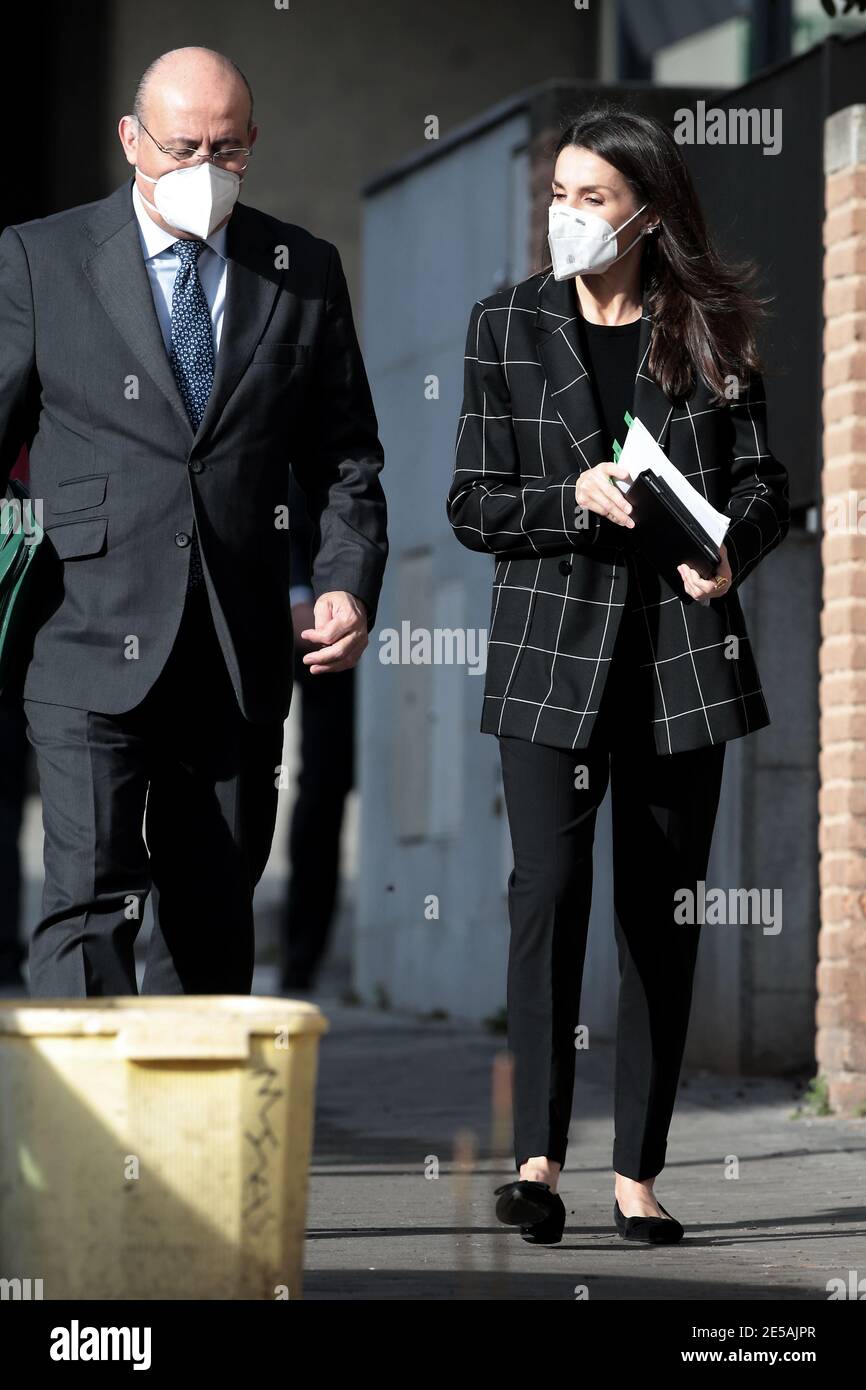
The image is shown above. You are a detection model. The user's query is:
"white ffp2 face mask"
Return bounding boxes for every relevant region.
[547,201,648,281]
[135,160,242,239]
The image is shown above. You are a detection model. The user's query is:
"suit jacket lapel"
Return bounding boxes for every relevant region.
[81,182,282,450]
[535,271,674,468]
[82,182,192,439]
[631,306,674,450]
[192,200,282,446]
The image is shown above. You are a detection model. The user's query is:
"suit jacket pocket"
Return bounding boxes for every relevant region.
[251,342,309,366]
[45,516,108,559]
[53,474,108,513]
[494,571,539,703]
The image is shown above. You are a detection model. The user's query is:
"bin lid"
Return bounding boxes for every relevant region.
[0,995,329,1060]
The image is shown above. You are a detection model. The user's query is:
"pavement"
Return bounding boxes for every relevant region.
[272,977,866,1302]
[4,953,863,1301]
[6,852,864,1303]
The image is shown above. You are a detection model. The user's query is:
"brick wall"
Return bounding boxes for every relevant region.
[818,104,866,1114]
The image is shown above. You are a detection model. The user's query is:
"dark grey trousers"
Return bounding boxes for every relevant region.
[24,584,284,997]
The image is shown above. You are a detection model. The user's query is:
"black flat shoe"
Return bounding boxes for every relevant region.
[613,1198,684,1244]
[520,1196,566,1245]
[494,1180,567,1245]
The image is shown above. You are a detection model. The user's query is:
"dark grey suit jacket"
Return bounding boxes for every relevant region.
[288,465,315,592]
[0,179,388,722]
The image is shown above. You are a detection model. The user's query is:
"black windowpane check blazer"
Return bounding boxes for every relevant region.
[447,270,790,756]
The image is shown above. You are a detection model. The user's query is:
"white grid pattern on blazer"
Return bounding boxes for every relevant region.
[447,271,790,755]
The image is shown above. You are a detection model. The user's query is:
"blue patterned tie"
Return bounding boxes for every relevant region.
[169,238,214,590]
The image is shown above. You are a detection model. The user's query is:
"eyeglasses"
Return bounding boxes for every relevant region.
[137,117,251,170]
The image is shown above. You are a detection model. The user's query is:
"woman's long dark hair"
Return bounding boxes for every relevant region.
[552,105,769,404]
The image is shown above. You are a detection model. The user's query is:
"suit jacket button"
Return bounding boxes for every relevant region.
[189,459,204,473]
[558,559,573,576]
[175,532,191,547]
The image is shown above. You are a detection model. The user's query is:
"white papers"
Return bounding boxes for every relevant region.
[613,416,730,548]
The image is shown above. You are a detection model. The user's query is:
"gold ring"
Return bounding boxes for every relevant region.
[713,575,727,590]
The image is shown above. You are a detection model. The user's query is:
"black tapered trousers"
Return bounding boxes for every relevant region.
[497,589,726,1181]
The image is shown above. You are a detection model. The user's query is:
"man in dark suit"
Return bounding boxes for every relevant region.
[0,46,388,997]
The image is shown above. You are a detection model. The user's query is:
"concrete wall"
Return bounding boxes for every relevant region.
[356,110,531,1018]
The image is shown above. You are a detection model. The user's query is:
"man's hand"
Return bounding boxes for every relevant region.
[677,542,733,606]
[299,591,369,673]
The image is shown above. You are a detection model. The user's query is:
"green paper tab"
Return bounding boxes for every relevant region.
[612,412,633,464]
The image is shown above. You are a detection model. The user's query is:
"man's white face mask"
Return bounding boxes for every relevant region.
[547,200,649,281]
[135,160,242,240]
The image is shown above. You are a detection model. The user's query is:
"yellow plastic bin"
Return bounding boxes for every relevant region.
[0,996,328,1300]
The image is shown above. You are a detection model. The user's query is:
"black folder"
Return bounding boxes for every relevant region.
[620,469,721,599]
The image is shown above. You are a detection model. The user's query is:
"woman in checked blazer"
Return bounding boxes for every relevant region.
[446,106,789,1246]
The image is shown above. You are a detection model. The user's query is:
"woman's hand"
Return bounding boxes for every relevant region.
[677,542,733,606]
[574,462,635,528]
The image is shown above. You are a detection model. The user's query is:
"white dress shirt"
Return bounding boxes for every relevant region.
[131,179,228,354]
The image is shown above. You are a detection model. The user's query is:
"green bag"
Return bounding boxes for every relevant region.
[0,478,45,696]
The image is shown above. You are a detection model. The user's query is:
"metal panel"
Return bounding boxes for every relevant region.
[357,111,531,1019]
[684,33,866,511]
